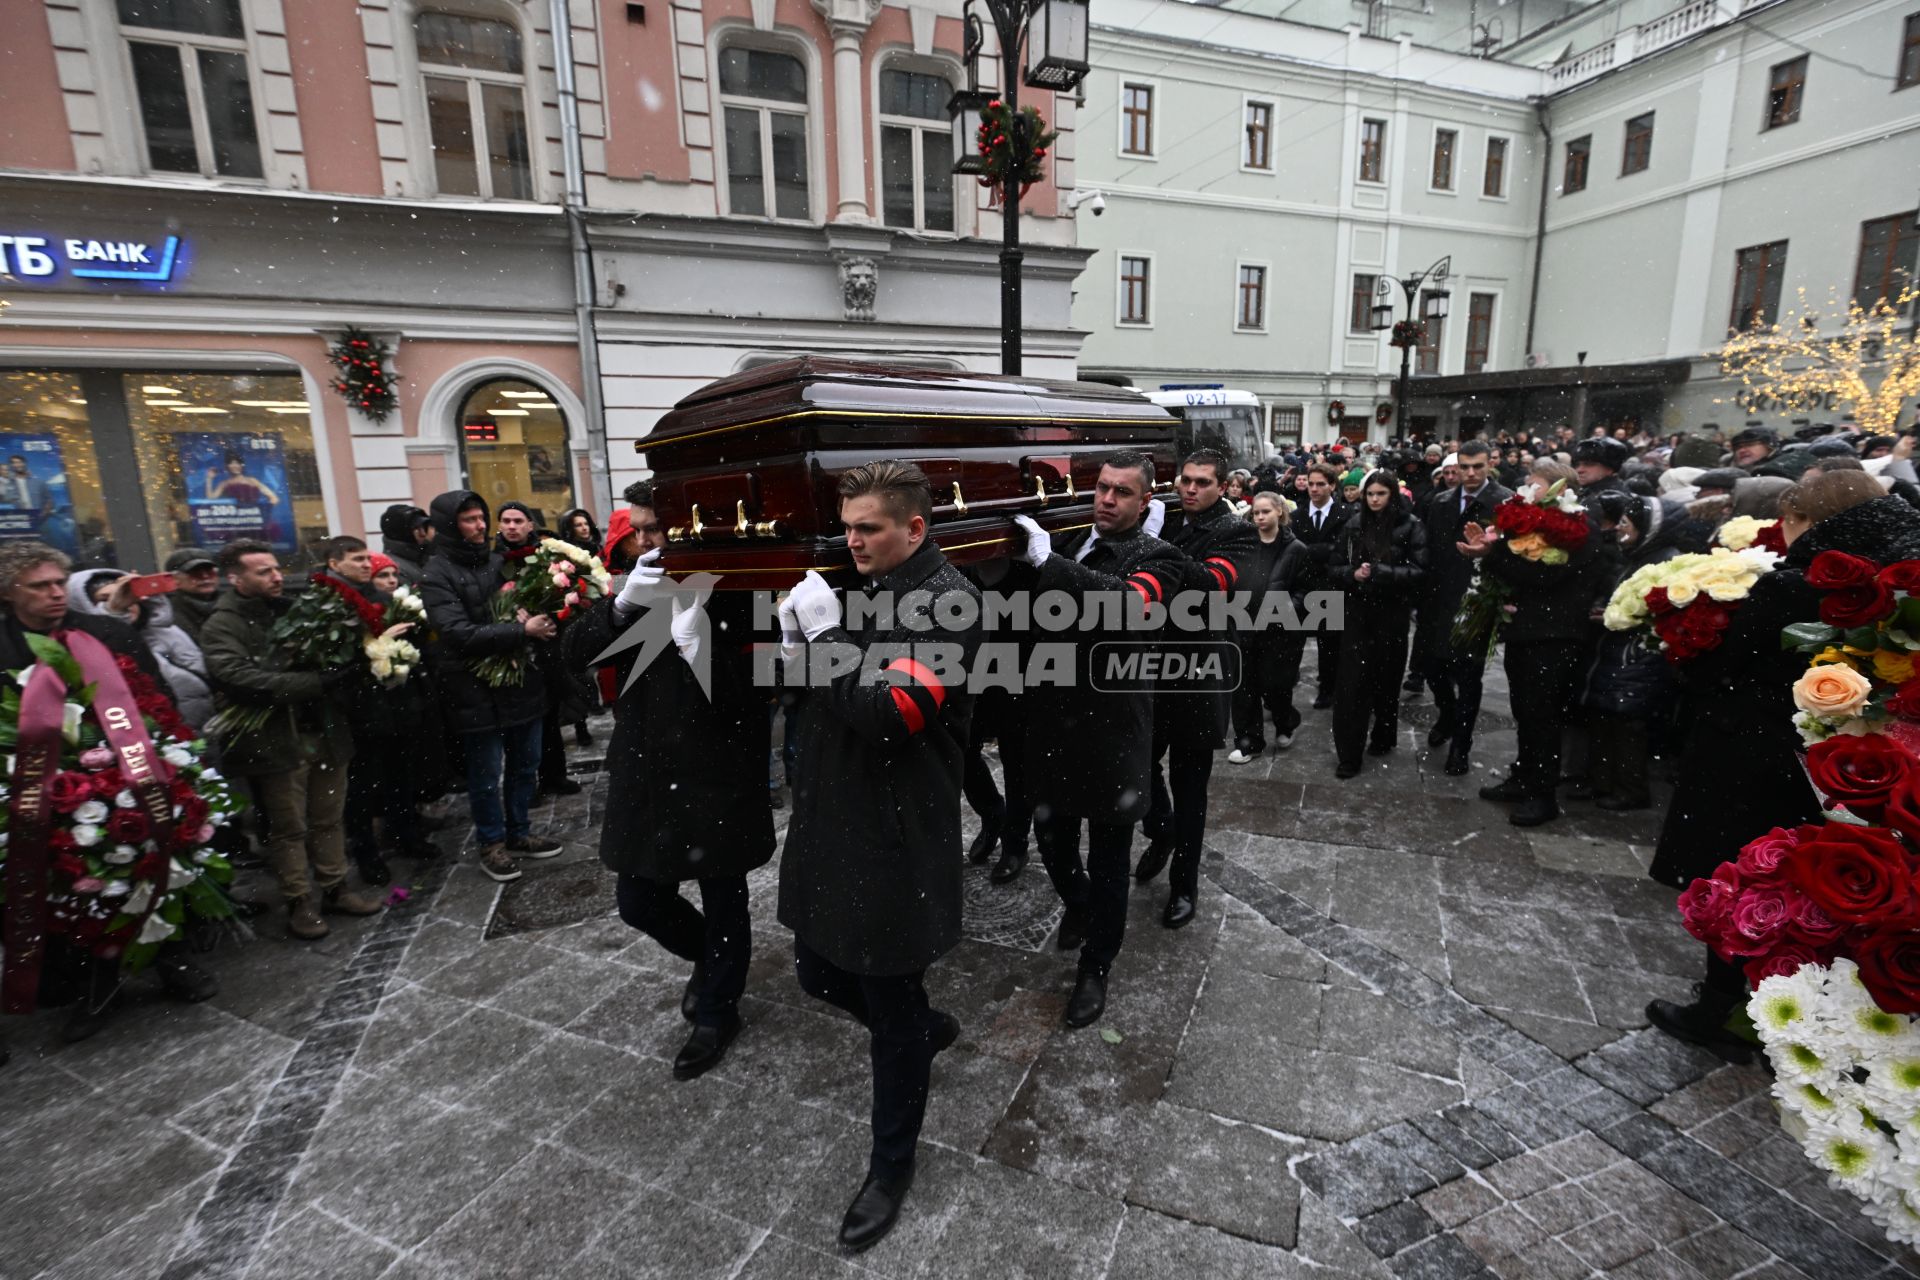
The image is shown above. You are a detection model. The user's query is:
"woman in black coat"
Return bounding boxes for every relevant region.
[1329,472,1428,776]
[564,582,773,1076]
[1230,491,1309,761]
[1648,476,1920,1060]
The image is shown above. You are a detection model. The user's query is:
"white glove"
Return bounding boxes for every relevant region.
[616,547,665,612]
[1143,498,1167,538]
[1014,515,1051,569]
[668,581,711,666]
[777,593,804,664]
[787,570,841,641]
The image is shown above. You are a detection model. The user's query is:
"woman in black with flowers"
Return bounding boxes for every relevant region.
[1329,472,1427,778]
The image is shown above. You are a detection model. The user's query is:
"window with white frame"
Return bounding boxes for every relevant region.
[718,45,812,221]
[1270,405,1303,445]
[879,67,955,233]
[117,0,264,179]
[1244,101,1273,170]
[1431,127,1457,191]
[1122,84,1154,156]
[1119,255,1151,325]
[415,10,534,200]
[1237,265,1267,330]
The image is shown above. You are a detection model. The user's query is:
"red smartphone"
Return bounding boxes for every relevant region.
[126,572,178,598]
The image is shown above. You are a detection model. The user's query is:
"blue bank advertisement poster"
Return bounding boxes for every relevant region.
[0,433,77,555]
[180,432,293,552]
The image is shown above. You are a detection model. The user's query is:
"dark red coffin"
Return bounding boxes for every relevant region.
[635,358,1179,589]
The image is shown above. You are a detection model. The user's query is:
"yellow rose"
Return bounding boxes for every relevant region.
[1507,533,1549,560]
[1792,663,1873,719]
[1812,646,1858,668]
[1875,649,1916,684]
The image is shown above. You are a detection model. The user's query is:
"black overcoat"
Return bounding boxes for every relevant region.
[777,541,982,977]
[565,591,774,883]
[1414,480,1512,663]
[1152,499,1260,752]
[419,491,547,735]
[1023,524,1187,822]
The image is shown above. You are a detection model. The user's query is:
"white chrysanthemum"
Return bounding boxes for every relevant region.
[1864,1059,1920,1126]
[1753,968,1829,1041]
[1769,1037,1847,1090]
[1838,1004,1920,1062]
[1805,1112,1898,1195]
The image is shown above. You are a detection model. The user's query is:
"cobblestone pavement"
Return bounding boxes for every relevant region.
[5,664,1920,1280]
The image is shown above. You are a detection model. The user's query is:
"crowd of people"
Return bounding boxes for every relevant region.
[2,412,1916,1251]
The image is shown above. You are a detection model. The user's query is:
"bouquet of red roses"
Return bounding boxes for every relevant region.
[1453,479,1591,656]
[472,537,613,687]
[0,631,244,1011]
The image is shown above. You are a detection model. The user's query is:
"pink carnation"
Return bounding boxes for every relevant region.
[1735,826,1802,883]
[1727,884,1796,955]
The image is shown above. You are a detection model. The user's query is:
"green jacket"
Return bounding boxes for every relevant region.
[199,588,353,776]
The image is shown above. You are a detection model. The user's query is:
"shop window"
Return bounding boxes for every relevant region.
[459,378,573,518]
[0,371,118,563]
[416,10,534,200]
[719,46,812,220]
[124,372,326,567]
[118,0,263,179]
[879,67,955,233]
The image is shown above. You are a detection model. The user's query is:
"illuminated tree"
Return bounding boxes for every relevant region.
[1717,286,1919,434]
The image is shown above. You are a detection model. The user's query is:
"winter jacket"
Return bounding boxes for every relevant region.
[200,588,353,776]
[169,590,219,645]
[564,591,773,883]
[1330,509,1429,615]
[1480,512,1613,646]
[1583,533,1677,719]
[379,504,432,588]
[0,609,171,699]
[778,540,982,976]
[1153,498,1261,752]
[1022,523,1189,822]
[420,490,547,735]
[66,569,214,727]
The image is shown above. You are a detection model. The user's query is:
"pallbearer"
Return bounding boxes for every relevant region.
[776,461,982,1252]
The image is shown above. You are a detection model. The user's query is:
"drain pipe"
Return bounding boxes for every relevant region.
[549,0,614,517]
[1523,99,1551,358]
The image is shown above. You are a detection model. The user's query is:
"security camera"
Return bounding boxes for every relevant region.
[1067,188,1106,216]
[1090,192,1106,215]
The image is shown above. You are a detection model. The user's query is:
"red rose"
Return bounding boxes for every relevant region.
[1806,550,1881,590]
[1743,940,1828,987]
[1805,733,1913,821]
[1854,929,1920,1015]
[1820,580,1896,628]
[106,807,150,845]
[1754,521,1788,555]
[46,771,93,814]
[178,795,209,831]
[135,693,172,721]
[52,851,87,880]
[1645,586,1674,616]
[1785,821,1920,924]
[91,769,124,800]
[1890,678,1920,723]
[1889,767,1920,848]
[1880,560,1920,593]
[46,828,77,854]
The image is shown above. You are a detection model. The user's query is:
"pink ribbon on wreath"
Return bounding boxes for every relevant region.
[2,663,70,1014]
[63,631,178,955]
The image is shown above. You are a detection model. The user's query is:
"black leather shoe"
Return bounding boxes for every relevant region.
[1132,838,1173,884]
[672,1013,740,1081]
[1478,776,1527,802]
[1065,969,1107,1028]
[397,835,445,862]
[1056,909,1087,951]
[353,849,391,887]
[1596,793,1652,811]
[1647,996,1754,1064]
[989,845,1027,885]
[1443,745,1471,777]
[542,777,584,797]
[0,1033,9,1069]
[931,1011,960,1054]
[1162,895,1196,930]
[968,824,1001,864]
[1367,739,1393,756]
[1509,796,1560,827]
[681,963,703,1023]
[1312,694,1334,710]
[155,949,219,1003]
[1559,777,1594,801]
[1334,762,1361,779]
[839,1169,914,1253]
[1427,720,1453,748]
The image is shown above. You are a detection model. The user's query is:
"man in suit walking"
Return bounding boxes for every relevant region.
[1414,439,1511,775]
[1292,463,1347,708]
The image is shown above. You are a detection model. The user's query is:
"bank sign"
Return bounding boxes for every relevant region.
[0,234,184,285]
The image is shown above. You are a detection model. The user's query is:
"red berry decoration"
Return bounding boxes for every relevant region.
[326,326,401,424]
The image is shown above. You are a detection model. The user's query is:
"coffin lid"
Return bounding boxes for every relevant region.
[635,357,1174,453]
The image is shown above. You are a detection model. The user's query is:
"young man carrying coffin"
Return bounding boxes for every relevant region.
[1011,452,1188,1030]
[775,460,982,1253]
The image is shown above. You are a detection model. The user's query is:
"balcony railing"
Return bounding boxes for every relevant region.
[1548,0,1779,91]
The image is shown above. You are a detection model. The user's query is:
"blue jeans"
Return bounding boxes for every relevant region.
[464,720,542,845]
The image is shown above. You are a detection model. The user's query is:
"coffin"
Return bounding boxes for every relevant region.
[635,358,1179,589]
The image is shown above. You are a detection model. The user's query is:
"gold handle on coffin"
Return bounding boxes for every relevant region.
[1063,472,1077,500]
[735,500,749,535]
[691,504,705,537]
[1034,476,1049,508]
[951,482,968,515]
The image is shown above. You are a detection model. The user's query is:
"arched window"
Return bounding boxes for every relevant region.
[717,45,811,221]
[878,66,955,233]
[458,378,572,517]
[415,9,533,200]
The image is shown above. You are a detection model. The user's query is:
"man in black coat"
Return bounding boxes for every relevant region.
[1133,449,1258,929]
[1013,452,1189,1029]
[564,550,774,1081]
[420,491,562,882]
[1292,463,1348,707]
[776,461,981,1254]
[378,504,432,588]
[1463,464,1613,826]
[1573,437,1633,502]
[1413,440,1511,774]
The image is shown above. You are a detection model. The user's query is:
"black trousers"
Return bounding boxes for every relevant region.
[961,698,1032,857]
[1503,639,1584,798]
[615,873,751,1027]
[1143,740,1213,897]
[1313,628,1342,701]
[344,735,418,855]
[793,937,941,1183]
[1333,611,1411,769]
[1231,630,1305,753]
[1423,632,1491,752]
[1588,710,1651,806]
[538,702,568,789]
[1038,815,1135,974]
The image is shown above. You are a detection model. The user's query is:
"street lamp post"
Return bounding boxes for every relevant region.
[1369,256,1452,438]
[949,0,1091,376]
